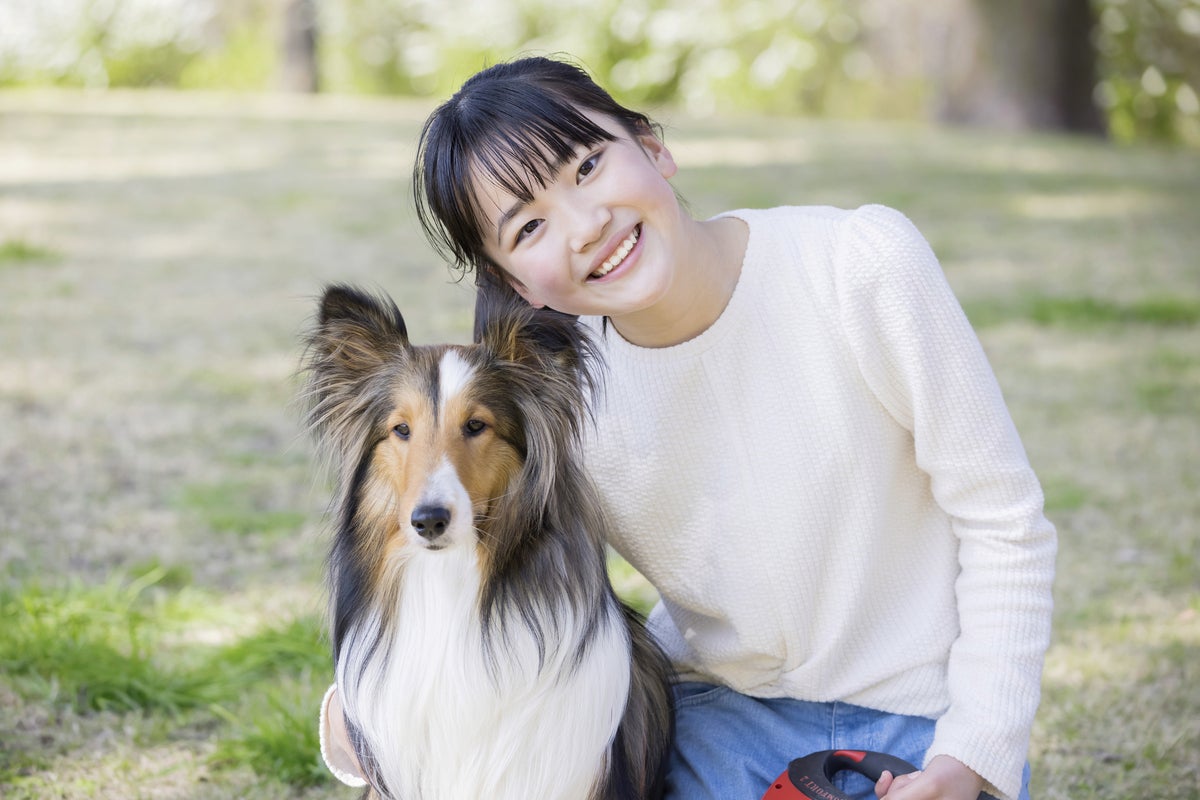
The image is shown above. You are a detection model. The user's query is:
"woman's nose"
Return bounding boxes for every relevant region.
[567,201,611,253]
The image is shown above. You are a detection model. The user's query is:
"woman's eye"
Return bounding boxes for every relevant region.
[516,219,540,242]
[464,419,487,437]
[578,153,600,180]
[393,423,411,439]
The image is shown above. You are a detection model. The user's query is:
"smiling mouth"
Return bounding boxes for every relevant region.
[590,224,640,279]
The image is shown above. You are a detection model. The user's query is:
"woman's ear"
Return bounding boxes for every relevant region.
[473,266,544,341]
[637,129,677,180]
[512,286,546,309]
[477,263,545,309]
[502,272,546,309]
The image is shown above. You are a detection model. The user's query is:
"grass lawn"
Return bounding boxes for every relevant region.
[1,88,1197,799]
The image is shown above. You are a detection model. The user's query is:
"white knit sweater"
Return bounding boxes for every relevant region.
[579,204,1056,800]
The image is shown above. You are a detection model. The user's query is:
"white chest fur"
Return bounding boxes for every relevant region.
[338,548,634,800]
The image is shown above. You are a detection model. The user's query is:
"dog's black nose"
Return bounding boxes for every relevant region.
[411,505,451,541]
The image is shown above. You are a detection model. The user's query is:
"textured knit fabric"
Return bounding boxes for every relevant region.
[578,204,1057,800]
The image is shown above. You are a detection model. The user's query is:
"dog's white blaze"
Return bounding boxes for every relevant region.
[339,550,634,800]
[437,349,474,417]
[397,350,476,551]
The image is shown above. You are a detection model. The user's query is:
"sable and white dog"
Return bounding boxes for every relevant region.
[302,285,673,800]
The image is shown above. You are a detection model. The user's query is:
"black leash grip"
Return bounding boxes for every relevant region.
[792,750,916,795]
[762,749,992,800]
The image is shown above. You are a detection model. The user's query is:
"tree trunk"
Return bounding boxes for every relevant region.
[1052,0,1107,133]
[280,0,319,93]
[931,0,1106,134]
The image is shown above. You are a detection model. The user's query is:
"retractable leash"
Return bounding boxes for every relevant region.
[762,750,914,799]
[760,749,987,800]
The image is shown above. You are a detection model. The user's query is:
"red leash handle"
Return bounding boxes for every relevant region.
[762,750,918,799]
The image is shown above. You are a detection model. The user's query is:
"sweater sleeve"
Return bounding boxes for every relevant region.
[833,205,1057,800]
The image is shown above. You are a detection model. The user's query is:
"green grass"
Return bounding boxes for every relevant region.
[0,570,334,791]
[206,619,333,788]
[608,550,660,616]
[1035,605,1200,798]
[0,90,1196,799]
[211,680,331,788]
[0,239,59,264]
[964,293,1200,330]
[176,480,309,539]
[0,570,211,714]
[1040,477,1090,513]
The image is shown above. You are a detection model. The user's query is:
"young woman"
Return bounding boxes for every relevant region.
[321,55,1057,800]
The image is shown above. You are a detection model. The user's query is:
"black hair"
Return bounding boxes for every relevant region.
[413,56,660,287]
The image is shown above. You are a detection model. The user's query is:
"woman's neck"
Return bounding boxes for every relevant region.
[610,215,748,348]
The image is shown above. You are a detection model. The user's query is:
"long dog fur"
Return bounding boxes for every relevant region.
[301,284,673,800]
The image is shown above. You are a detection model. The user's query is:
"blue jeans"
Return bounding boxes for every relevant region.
[664,682,1030,800]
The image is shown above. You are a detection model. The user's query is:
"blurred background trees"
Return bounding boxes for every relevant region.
[928,0,1106,134]
[1,0,1197,146]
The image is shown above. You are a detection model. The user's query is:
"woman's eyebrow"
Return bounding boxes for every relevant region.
[496,200,527,244]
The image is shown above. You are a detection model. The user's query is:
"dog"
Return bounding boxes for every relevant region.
[300,284,673,800]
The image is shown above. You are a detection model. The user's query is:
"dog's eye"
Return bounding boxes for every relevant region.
[393,423,411,439]
[463,419,487,437]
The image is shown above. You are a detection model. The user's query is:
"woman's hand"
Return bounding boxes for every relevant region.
[875,755,984,800]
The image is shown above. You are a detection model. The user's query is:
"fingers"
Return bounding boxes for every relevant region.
[875,769,895,797]
[875,769,923,799]
[882,754,985,799]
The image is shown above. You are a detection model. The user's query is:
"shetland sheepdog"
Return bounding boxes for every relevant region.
[301,285,673,800]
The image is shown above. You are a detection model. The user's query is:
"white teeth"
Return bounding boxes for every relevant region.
[591,226,639,279]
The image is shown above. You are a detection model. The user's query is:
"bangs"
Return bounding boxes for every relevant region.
[469,89,617,206]
[416,85,619,271]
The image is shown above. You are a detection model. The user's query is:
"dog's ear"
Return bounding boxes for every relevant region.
[472,268,523,344]
[475,285,589,374]
[494,306,592,381]
[301,284,410,464]
[309,284,409,379]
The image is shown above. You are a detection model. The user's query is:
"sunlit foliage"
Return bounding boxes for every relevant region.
[0,0,1195,143]
[1093,0,1200,144]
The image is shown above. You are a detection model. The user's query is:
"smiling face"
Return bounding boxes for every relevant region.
[474,112,682,324]
[415,58,739,347]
